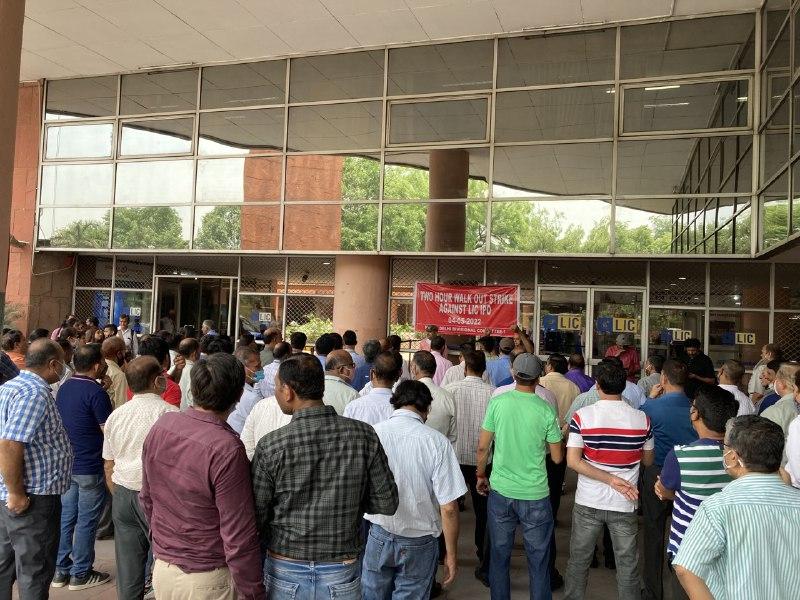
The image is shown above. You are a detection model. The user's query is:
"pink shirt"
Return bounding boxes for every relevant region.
[431,350,452,386]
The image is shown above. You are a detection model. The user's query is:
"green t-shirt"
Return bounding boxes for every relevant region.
[482,390,562,501]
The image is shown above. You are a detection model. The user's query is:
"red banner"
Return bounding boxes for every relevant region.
[413,283,520,336]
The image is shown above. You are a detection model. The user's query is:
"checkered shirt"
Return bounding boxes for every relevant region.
[445,375,495,465]
[251,404,398,561]
[0,371,73,500]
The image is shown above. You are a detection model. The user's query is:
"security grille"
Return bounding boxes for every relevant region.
[286,257,335,295]
[285,296,334,344]
[240,256,287,294]
[438,258,484,285]
[486,259,536,301]
[390,259,435,297]
[73,289,111,325]
[75,255,113,288]
[650,262,706,305]
[708,262,770,308]
[773,264,800,309]
[239,294,284,330]
[155,255,239,276]
[114,258,154,289]
[773,312,800,361]
[538,260,646,286]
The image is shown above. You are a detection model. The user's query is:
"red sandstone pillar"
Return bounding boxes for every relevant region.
[333,256,390,347]
[0,0,26,324]
[425,149,469,252]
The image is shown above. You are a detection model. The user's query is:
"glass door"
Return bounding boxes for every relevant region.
[537,288,589,357]
[590,289,644,379]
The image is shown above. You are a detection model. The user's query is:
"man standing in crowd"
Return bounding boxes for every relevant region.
[135,336,182,408]
[158,310,176,335]
[564,360,654,600]
[362,381,466,599]
[252,353,398,597]
[353,340,389,395]
[200,320,217,337]
[749,343,783,405]
[140,353,264,599]
[259,327,282,369]
[103,324,118,340]
[565,353,595,393]
[117,315,138,357]
[757,359,783,413]
[177,337,200,410]
[345,352,403,425]
[541,354,581,428]
[717,359,755,415]
[411,350,457,446]
[84,318,100,344]
[53,344,113,590]
[640,360,697,600]
[654,386,738,600]
[342,330,365,370]
[322,350,358,415]
[0,339,72,600]
[682,338,716,399]
[419,325,439,352]
[763,365,800,456]
[604,333,641,382]
[638,355,664,397]
[289,331,306,354]
[259,341,291,400]
[101,337,128,409]
[445,350,493,584]
[485,337,514,387]
[477,353,562,599]
[227,347,264,434]
[674,416,800,599]
[442,342,490,387]
[314,333,335,370]
[103,357,176,600]
[1,331,27,370]
[429,335,451,386]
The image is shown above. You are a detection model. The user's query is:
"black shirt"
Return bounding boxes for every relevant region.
[684,352,716,399]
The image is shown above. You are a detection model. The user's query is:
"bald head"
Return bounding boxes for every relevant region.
[125,356,163,394]
[25,339,65,384]
[179,337,200,360]
[102,336,125,360]
[326,349,355,384]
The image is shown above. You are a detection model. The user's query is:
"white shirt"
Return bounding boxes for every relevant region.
[102,393,177,490]
[365,410,467,537]
[323,374,358,416]
[240,396,291,460]
[785,416,800,488]
[344,387,394,426]
[492,382,558,412]
[445,376,494,465]
[440,362,491,388]
[51,364,74,396]
[748,362,767,396]
[419,377,457,445]
[179,359,195,410]
[719,383,756,416]
[117,327,138,356]
[430,350,452,386]
[259,359,281,399]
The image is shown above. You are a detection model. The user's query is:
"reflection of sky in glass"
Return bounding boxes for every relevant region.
[38,207,108,238]
[120,121,192,155]
[45,124,113,159]
[196,159,246,202]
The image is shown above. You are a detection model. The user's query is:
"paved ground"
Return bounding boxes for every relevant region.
[21,471,662,599]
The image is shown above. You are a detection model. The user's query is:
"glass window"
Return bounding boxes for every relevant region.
[37,207,110,248]
[46,76,117,120]
[239,295,284,330]
[709,262,770,308]
[286,153,380,202]
[120,69,198,115]
[45,124,113,159]
[201,60,286,109]
[489,199,611,253]
[287,101,381,151]
[388,98,488,145]
[112,206,191,249]
[793,79,800,153]
[383,149,489,200]
[620,14,756,79]
[240,205,281,250]
[623,79,749,133]
[617,136,749,196]
[115,259,154,289]
[761,96,790,183]
[114,291,153,335]
[283,203,379,251]
[493,143,613,197]
[708,310,769,369]
[497,29,615,87]
[793,158,800,232]
[198,109,284,155]
[495,86,614,142]
[115,160,194,205]
[614,199,681,254]
[647,308,705,360]
[40,164,113,206]
[120,118,193,156]
[74,290,112,326]
[240,257,286,292]
[734,204,752,254]
[196,156,282,203]
[761,168,789,250]
[775,263,800,309]
[388,40,493,96]
[193,205,242,250]
[290,50,384,102]
[380,202,487,252]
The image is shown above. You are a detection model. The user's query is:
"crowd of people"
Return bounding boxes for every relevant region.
[1,314,800,600]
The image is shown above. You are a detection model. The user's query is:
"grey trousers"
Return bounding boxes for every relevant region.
[0,494,62,600]
[564,503,640,600]
[113,485,150,600]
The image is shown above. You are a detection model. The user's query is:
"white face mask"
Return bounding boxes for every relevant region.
[722,449,744,471]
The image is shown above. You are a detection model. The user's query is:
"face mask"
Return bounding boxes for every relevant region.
[723,449,744,471]
[253,370,265,383]
[52,360,68,381]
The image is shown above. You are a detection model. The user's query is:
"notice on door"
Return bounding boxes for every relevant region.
[413,282,519,336]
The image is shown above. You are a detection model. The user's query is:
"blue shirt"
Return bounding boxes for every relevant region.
[0,371,73,499]
[565,368,595,393]
[486,355,512,387]
[640,391,697,466]
[352,361,374,392]
[758,391,781,414]
[56,375,112,475]
[227,384,262,435]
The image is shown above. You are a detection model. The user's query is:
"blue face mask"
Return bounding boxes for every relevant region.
[253,370,265,383]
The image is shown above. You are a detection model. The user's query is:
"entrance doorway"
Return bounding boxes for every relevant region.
[154,276,235,336]
[536,286,646,377]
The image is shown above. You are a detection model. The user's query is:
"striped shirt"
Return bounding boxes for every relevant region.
[567,400,653,512]
[674,473,800,600]
[0,371,73,500]
[445,375,494,465]
[659,439,731,558]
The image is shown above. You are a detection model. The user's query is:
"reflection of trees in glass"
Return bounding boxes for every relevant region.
[614,216,674,254]
[49,215,109,248]
[341,156,380,202]
[761,202,789,249]
[194,206,241,250]
[340,204,378,251]
[113,207,189,249]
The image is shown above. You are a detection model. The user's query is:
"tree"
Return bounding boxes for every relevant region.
[49,215,109,248]
[112,207,189,250]
[194,206,241,250]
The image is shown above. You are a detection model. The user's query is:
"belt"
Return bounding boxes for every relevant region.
[268,551,356,565]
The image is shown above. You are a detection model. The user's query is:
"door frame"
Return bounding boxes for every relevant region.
[153,275,236,336]
[535,285,649,375]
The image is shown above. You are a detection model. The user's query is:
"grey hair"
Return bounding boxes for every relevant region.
[25,339,62,368]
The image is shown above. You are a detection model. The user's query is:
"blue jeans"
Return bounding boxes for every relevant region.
[362,524,439,600]
[488,491,553,600]
[56,474,107,577]
[264,555,360,600]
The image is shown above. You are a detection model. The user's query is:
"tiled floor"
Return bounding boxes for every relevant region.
[25,472,639,599]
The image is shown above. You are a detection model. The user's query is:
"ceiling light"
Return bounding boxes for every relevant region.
[644,102,690,108]
[693,296,700,300]
[670,283,677,286]
[733,294,741,301]
[644,84,681,91]
[736,96,748,102]
[678,276,687,280]
[322,261,331,265]
[605,89,616,94]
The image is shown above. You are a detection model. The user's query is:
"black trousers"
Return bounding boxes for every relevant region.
[459,464,491,573]
[546,455,567,575]
[641,463,671,600]
[113,485,150,600]
[0,494,62,600]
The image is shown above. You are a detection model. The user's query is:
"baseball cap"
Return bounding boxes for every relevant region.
[512,353,543,379]
[499,337,514,351]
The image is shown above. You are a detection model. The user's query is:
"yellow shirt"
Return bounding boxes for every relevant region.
[540,371,580,425]
[105,359,129,410]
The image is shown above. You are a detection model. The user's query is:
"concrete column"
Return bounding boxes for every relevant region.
[333,255,390,347]
[425,149,469,252]
[0,0,26,325]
